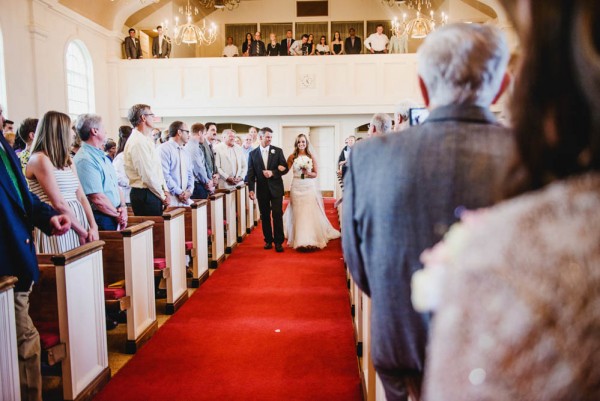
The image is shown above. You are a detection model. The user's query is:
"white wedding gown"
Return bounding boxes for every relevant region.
[283,160,341,249]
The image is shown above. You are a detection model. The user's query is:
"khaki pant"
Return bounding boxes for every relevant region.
[14,290,42,401]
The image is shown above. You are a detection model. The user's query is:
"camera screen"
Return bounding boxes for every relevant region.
[409,108,430,126]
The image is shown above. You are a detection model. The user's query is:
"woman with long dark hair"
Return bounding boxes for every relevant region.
[113,125,132,204]
[241,32,253,57]
[421,2,600,400]
[283,134,339,249]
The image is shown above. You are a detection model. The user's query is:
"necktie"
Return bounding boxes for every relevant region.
[287,39,291,53]
[0,146,23,206]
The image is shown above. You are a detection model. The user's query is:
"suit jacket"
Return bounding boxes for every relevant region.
[342,105,513,374]
[247,145,288,198]
[338,146,350,179]
[214,143,248,189]
[201,141,215,177]
[0,134,57,292]
[344,36,362,54]
[152,35,171,58]
[280,38,295,56]
[249,40,266,57]
[124,36,142,59]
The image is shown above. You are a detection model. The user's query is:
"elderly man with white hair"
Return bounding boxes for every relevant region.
[393,100,419,132]
[215,129,247,189]
[342,23,513,401]
[367,113,393,137]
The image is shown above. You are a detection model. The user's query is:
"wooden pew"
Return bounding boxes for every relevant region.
[30,241,110,401]
[361,296,387,401]
[99,221,158,354]
[181,200,209,288]
[207,193,225,268]
[0,276,20,401]
[236,184,247,243]
[129,208,189,315]
[217,188,237,254]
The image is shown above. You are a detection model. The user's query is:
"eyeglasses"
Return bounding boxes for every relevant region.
[143,113,155,117]
[179,129,190,134]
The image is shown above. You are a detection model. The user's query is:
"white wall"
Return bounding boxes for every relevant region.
[0,0,121,132]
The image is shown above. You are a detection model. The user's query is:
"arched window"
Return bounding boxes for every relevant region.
[65,40,95,119]
[0,26,8,111]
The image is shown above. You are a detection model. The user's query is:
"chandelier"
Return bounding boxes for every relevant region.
[386,0,448,39]
[199,0,241,11]
[110,0,160,4]
[164,0,217,46]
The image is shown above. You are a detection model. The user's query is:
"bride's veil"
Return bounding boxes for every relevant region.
[304,134,328,211]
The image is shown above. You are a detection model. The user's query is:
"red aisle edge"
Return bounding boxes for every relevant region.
[94,199,362,401]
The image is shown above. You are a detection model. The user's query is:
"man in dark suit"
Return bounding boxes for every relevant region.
[249,31,266,57]
[280,29,295,56]
[124,28,142,59]
[344,28,362,54]
[152,25,171,58]
[0,104,71,401]
[342,24,513,401]
[247,127,289,252]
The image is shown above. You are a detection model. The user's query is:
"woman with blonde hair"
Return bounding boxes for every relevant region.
[283,134,340,249]
[26,111,98,252]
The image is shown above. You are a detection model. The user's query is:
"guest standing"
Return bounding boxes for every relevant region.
[331,31,344,55]
[159,121,194,206]
[365,24,389,54]
[266,33,281,56]
[241,32,253,57]
[124,28,142,59]
[249,31,266,57]
[112,125,132,205]
[280,29,295,56]
[344,28,362,54]
[17,118,38,174]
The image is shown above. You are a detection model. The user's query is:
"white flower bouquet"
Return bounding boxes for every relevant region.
[294,156,313,179]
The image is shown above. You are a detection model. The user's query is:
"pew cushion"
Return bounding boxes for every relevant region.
[207,229,212,236]
[185,241,194,251]
[104,287,126,300]
[36,322,60,349]
[153,258,167,270]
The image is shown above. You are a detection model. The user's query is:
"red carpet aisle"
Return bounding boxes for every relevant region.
[95,199,362,401]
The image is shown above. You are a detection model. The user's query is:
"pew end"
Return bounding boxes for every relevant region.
[207,193,226,268]
[0,276,20,401]
[216,189,237,254]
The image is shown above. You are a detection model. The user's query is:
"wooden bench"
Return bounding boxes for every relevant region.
[31,241,110,401]
[217,188,237,254]
[99,221,158,354]
[129,208,189,315]
[180,200,209,288]
[246,185,254,234]
[0,276,20,401]
[207,193,225,268]
[236,184,248,243]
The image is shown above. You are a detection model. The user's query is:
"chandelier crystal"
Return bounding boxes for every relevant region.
[199,0,240,11]
[386,0,448,39]
[164,0,217,46]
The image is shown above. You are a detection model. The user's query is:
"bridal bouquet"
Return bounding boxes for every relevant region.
[294,156,313,179]
[411,209,488,313]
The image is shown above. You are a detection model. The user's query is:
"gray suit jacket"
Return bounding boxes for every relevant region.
[152,35,171,58]
[124,36,141,59]
[342,105,513,375]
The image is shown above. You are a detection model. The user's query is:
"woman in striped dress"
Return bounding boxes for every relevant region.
[25,111,98,253]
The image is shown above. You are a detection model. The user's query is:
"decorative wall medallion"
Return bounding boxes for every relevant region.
[299,74,315,89]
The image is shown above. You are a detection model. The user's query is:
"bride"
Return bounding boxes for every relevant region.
[283,134,340,249]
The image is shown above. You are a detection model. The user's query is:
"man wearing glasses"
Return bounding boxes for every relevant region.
[159,121,194,206]
[124,104,171,216]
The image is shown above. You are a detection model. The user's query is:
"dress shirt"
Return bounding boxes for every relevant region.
[73,142,121,208]
[222,44,239,57]
[364,33,389,52]
[316,44,330,54]
[159,139,194,196]
[185,139,210,185]
[290,41,306,56]
[260,145,269,168]
[159,35,164,54]
[124,128,167,200]
[242,145,253,161]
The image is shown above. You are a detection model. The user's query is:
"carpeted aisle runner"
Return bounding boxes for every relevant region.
[95,199,362,401]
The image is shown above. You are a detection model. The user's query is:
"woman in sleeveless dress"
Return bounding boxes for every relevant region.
[283,134,340,249]
[25,111,98,253]
[331,31,344,55]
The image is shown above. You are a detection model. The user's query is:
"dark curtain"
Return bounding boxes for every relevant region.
[225,23,258,55]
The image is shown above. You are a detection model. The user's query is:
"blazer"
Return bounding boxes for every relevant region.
[344,36,362,54]
[201,141,215,177]
[337,146,350,179]
[342,105,513,375]
[247,145,288,198]
[124,36,142,59]
[0,134,57,292]
[214,143,248,189]
[280,38,295,56]
[152,35,171,58]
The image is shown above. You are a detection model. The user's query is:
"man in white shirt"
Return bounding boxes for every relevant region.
[222,36,239,57]
[159,121,194,207]
[290,34,309,56]
[365,24,389,54]
[124,104,170,216]
[152,25,171,58]
[215,129,247,189]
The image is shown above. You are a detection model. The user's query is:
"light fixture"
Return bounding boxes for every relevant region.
[387,0,448,39]
[110,0,160,4]
[199,0,240,11]
[164,0,217,46]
